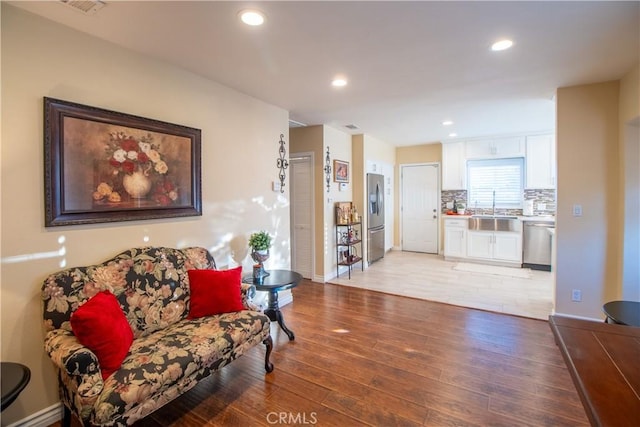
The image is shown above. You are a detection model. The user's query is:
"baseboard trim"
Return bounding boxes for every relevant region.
[313,274,326,283]
[5,403,61,427]
[278,289,293,307]
[551,312,602,323]
[319,266,350,283]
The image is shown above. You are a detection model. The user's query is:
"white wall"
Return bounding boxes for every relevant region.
[361,134,396,257]
[0,5,289,424]
[555,81,620,319]
[619,64,640,301]
[622,121,639,300]
[323,126,353,279]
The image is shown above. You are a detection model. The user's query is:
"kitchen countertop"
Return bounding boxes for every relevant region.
[444,214,555,223]
[519,216,555,222]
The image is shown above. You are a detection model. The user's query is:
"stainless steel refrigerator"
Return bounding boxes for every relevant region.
[367,173,385,263]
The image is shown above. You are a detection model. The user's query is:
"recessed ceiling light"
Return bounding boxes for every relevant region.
[491,39,513,51]
[442,120,454,126]
[449,133,458,137]
[332,77,348,87]
[239,9,265,26]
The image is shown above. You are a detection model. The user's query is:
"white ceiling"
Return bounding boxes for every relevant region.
[8,1,640,146]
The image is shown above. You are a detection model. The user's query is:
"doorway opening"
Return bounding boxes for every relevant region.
[289,153,314,279]
[400,163,440,253]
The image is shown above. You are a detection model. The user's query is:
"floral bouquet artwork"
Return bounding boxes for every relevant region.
[93,132,179,206]
[44,97,201,226]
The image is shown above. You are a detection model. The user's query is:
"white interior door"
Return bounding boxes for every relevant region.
[290,156,313,279]
[401,164,439,253]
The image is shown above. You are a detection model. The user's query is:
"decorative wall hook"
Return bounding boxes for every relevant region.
[323,146,331,193]
[276,134,289,193]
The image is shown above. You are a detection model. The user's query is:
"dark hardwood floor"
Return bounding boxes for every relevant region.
[54,280,588,426]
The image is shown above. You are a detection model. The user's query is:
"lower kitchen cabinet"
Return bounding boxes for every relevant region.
[444,218,468,258]
[444,226,467,258]
[467,231,522,264]
[467,231,493,259]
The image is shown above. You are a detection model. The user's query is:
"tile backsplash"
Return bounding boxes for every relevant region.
[441,189,556,216]
[524,189,557,215]
[441,190,467,213]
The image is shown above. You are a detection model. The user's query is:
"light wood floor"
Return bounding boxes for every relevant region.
[330,250,554,320]
[53,281,586,426]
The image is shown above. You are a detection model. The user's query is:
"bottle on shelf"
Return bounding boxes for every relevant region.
[335,218,363,279]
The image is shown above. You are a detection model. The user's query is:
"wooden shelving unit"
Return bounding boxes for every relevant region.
[335,202,364,279]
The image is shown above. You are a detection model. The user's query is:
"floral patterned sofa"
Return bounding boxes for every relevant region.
[42,246,273,426]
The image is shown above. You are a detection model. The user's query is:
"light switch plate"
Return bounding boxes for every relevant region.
[573,204,583,217]
[446,202,454,209]
[571,289,582,302]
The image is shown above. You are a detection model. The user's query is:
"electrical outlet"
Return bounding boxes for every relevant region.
[571,289,582,302]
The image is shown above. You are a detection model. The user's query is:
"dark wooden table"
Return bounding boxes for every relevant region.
[242,269,302,341]
[1,362,30,411]
[602,300,640,326]
[549,315,640,426]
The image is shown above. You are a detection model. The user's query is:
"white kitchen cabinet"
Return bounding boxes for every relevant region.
[467,231,493,259]
[444,218,467,258]
[442,142,466,189]
[526,134,556,189]
[464,139,493,159]
[467,231,522,264]
[465,136,525,159]
[493,233,523,262]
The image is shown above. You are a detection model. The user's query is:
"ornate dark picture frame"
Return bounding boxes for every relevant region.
[44,97,202,226]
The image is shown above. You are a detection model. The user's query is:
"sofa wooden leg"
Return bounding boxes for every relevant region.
[62,405,72,427]
[263,336,274,373]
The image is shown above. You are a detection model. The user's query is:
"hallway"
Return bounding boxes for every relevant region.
[329,250,554,320]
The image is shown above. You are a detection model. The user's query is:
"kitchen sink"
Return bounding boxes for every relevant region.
[471,215,519,219]
[469,216,521,232]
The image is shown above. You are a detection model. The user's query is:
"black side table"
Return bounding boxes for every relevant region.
[243,269,302,341]
[1,362,30,411]
[602,300,640,327]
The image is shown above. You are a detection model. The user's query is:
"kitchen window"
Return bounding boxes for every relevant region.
[467,157,524,208]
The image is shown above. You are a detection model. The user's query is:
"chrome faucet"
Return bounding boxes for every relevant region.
[492,190,496,217]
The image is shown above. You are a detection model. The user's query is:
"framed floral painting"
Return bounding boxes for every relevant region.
[44,97,202,226]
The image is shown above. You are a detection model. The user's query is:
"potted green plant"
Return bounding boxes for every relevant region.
[249,230,272,264]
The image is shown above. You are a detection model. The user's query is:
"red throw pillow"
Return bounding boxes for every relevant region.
[187,267,244,318]
[70,291,133,380]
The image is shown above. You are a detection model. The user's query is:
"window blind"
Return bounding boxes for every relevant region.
[466,158,524,208]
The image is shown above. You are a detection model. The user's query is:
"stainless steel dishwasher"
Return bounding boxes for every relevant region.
[523,221,555,271]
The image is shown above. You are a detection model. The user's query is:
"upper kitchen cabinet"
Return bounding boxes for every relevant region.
[465,136,525,159]
[526,134,556,189]
[442,141,466,190]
